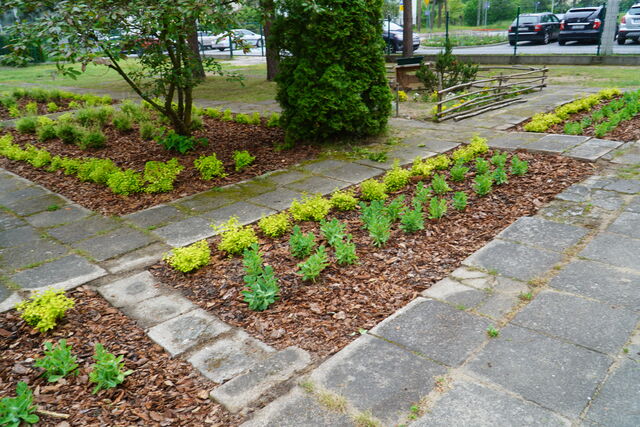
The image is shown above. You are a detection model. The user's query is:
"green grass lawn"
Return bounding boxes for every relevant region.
[0,59,276,102]
[545,66,640,88]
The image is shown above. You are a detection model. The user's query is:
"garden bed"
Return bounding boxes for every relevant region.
[0,116,320,216]
[0,287,241,426]
[0,87,113,120]
[151,149,593,358]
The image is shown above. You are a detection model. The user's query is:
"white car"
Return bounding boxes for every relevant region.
[197,29,264,51]
[618,3,640,44]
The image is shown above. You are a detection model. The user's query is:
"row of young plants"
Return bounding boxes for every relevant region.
[523,88,622,133]
[1,289,134,426]
[563,89,640,138]
[162,136,530,313]
[0,86,112,119]
[0,133,256,196]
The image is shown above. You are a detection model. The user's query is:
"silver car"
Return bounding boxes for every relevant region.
[197,29,264,51]
[618,3,640,44]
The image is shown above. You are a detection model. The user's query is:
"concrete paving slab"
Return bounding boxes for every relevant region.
[403,137,460,153]
[174,192,235,214]
[496,216,588,253]
[467,325,612,418]
[246,188,304,211]
[309,335,446,425]
[263,170,308,186]
[24,205,91,228]
[5,194,67,216]
[188,331,275,384]
[10,254,106,291]
[122,294,194,329]
[153,216,214,247]
[201,201,275,227]
[371,298,490,366]
[0,226,39,248]
[607,211,640,239]
[0,239,68,271]
[555,184,591,203]
[97,271,160,308]
[0,291,22,313]
[285,176,350,194]
[413,380,569,427]
[386,146,437,165]
[549,260,640,311]
[590,190,626,211]
[565,138,623,161]
[299,159,350,175]
[102,242,169,274]
[421,277,487,309]
[487,133,541,150]
[0,186,48,206]
[513,290,638,354]
[148,309,231,357]
[579,232,640,272]
[240,387,353,427]
[626,196,640,213]
[603,178,640,194]
[585,359,640,427]
[0,212,25,232]
[476,292,521,320]
[524,134,588,154]
[320,163,383,184]
[463,240,562,282]
[47,215,120,244]
[71,227,156,262]
[123,204,187,229]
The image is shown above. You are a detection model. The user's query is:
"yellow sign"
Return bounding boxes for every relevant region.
[399,5,403,11]
[424,0,430,6]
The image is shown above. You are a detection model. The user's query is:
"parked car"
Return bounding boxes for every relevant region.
[198,29,264,51]
[558,6,607,45]
[618,3,640,45]
[382,22,421,53]
[508,12,561,45]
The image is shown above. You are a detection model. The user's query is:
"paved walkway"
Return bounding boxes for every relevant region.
[1,85,639,425]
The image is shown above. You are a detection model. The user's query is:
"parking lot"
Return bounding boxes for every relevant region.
[416,39,640,55]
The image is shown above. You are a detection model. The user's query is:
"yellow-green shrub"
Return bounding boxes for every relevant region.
[330,189,358,211]
[258,212,291,237]
[383,161,411,192]
[163,240,211,272]
[451,135,489,163]
[15,288,75,333]
[212,216,259,256]
[289,194,332,221]
[359,179,388,201]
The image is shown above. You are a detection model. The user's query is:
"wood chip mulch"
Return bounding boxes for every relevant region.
[151,151,595,358]
[0,118,320,216]
[0,287,242,427]
[0,98,80,121]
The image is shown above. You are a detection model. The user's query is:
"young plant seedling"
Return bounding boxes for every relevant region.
[383,195,407,222]
[320,218,347,247]
[289,225,316,258]
[367,215,392,247]
[449,163,469,182]
[510,155,529,176]
[400,204,424,233]
[413,181,433,206]
[490,151,507,167]
[473,173,493,196]
[452,191,468,211]
[242,244,280,311]
[428,197,447,220]
[334,235,359,265]
[297,245,330,281]
[475,158,490,175]
[34,339,79,382]
[0,382,39,426]
[431,173,452,195]
[492,166,509,185]
[89,343,133,394]
[519,292,533,301]
[487,325,500,338]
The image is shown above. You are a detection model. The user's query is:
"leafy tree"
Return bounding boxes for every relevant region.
[271,0,392,145]
[3,0,240,136]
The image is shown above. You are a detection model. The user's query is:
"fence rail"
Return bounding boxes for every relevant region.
[434,65,547,122]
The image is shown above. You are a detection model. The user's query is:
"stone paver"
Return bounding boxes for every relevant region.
[320,163,382,184]
[4,194,67,216]
[211,347,311,413]
[579,232,640,272]
[626,196,640,213]
[0,226,39,248]
[590,189,626,211]
[122,294,194,329]
[47,215,120,244]
[549,260,640,311]
[524,134,589,154]
[565,138,623,161]
[487,133,541,150]
[264,170,308,186]
[0,212,25,231]
[188,332,275,384]
[414,380,570,427]
[607,211,640,239]
[0,186,48,206]
[71,227,156,262]
[285,176,350,194]
[603,178,640,194]
[467,325,612,418]
[10,254,106,291]
[463,239,562,282]
[153,216,214,247]
[246,188,304,211]
[0,291,22,313]
[0,239,68,271]
[496,216,588,252]
[23,205,90,228]
[309,335,446,425]
[513,290,638,354]
[404,137,460,153]
[97,271,160,308]
[201,201,275,227]
[148,309,231,357]
[123,204,187,229]
[174,192,235,214]
[585,359,640,427]
[421,277,487,309]
[371,298,490,366]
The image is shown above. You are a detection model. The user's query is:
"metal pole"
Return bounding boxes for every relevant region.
[446,11,450,43]
[229,33,233,58]
[513,6,520,56]
[387,15,392,55]
[259,23,264,57]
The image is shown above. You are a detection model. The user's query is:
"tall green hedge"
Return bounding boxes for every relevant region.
[272,0,392,145]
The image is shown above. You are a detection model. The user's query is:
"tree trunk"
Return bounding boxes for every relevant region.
[260,0,279,81]
[187,20,205,80]
[402,0,413,57]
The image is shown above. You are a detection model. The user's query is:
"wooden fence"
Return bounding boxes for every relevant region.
[434,66,548,122]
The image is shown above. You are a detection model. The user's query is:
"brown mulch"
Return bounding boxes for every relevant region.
[0,287,242,427]
[0,97,79,120]
[513,96,640,142]
[151,151,595,358]
[0,118,320,216]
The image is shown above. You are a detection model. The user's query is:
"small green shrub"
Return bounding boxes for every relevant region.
[0,382,39,426]
[452,191,468,211]
[89,343,133,394]
[144,158,184,193]
[383,161,411,192]
[113,112,133,132]
[16,116,37,134]
[383,195,407,222]
[334,235,358,265]
[36,124,57,142]
[487,325,500,338]
[163,240,211,273]
[475,158,490,175]
[25,146,51,168]
[473,173,493,196]
[8,105,21,118]
[203,107,223,119]
[413,182,432,206]
[233,150,255,171]
[190,114,204,130]
[490,151,507,167]
[431,173,451,195]
[76,106,113,127]
[77,158,118,184]
[139,121,158,140]
[258,212,291,238]
[78,128,107,149]
[249,112,262,125]
[213,216,259,256]
[266,112,280,127]
[330,189,358,211]
[290,194,332,222]
[428,197,447,219]
[34,339,79,382]
[400,205,424,233]
[359,179,388,201]
[68,100,81,109]
[449,163,469,182]
[24,102,38,115]
[46,102,59,113]
[15,288,75,333]
[221,109,233,121]
[289,225,316,258]
[492,167,509,185]
[55,122,82,144]
[367,214,391,247]
[194,154,226,180]
[320,218,346,246]
[235,113,252,124]
[107,170,144,195]
[157,130,202,154]
[510,155,529,176]
[297,245,329,282]
[242,244,280,311]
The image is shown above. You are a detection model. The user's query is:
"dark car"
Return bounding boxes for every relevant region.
[559,6,606,45]
[508,13,561,45]
[382,22,421,53]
